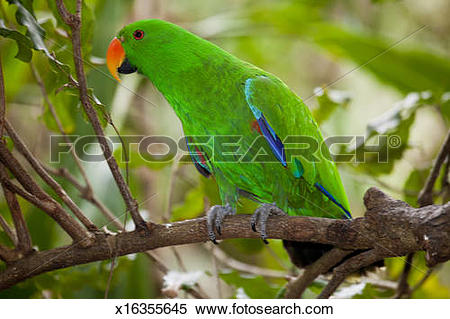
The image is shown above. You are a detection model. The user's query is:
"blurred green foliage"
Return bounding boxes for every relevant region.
[0,0,449,298]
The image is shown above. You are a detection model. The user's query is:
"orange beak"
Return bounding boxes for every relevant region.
[106,37,125,82]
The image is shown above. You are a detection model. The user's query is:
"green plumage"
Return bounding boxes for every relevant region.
[117,19,350,220]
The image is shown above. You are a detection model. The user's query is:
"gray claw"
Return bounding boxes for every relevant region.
[251,203,285,244]
[206,204,235,243]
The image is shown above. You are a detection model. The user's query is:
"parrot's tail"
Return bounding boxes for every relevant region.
[282,240,384,272]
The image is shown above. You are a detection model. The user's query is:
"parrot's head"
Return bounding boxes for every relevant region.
[106,19,196,82]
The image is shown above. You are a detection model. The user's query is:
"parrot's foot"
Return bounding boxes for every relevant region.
[206,204,235,244]
[251,203,286,244]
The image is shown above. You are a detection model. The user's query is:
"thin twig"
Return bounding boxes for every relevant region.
[441,155,450,203]
[213,248,288,279]
[46,163,206,298]
[0,142,94,246]
[43,165,174,277]
[55,0,147,231]
[418,130,450,206]
[285,248,352,298]
[104,257,116,299]
[184,287,206,299]
[408,268,434,297]
[0,53,5,139]
[318,250,384,298]
[0,213,17,247]
[44,165,121,227]
[396,132,450,296]
[0,165,32,253]
[395,253,414,298]
[211,246,223,298]
[30,63,94,196]
[4,120,97,231]
[265,245,292,271]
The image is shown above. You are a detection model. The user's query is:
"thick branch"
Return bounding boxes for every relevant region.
[54,0,147,231]
[0,188,448,290]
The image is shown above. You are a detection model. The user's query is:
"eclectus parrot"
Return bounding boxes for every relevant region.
[107,19,352,268]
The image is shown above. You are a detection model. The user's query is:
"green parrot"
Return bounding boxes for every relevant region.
[107,19,352,268]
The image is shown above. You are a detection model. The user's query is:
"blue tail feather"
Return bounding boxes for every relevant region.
[314,182,352,219]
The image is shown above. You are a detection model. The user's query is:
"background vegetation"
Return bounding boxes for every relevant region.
[0,0,449,298]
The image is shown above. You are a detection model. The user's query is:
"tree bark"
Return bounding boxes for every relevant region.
[0,187,448,291]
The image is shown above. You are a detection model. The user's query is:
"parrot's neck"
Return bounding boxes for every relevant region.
[134,37,250,122]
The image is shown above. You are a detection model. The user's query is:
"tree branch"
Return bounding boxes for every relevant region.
[285,248,352,298]
[418,130,450,206]
[0,213,16,246]
[0,187,448,291]
[395,252,414,298]
[30,63,95,198]
[54,0,147,231]
[44,165,121,230]
[0,142,94,246]
[396,130,450,297]
[0,50,6,139]
[44,163,207,298]
[213,247,288,279]
[0,244,19,263]
[318,249,384,298]
[0,165,32,254]
[4,120,97,231]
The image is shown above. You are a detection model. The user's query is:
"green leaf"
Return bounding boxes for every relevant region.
[246,4,450,94]
[9,0,49,54]
[313,87,351,124]
[220,270,281,299]
[310,24,450,94]
[348,92,433,175]
[46,0,95,57]
[5,0,73,91]
[6,0,34,15]
[0,19,33,62]
[58,85,110,128]
[40,88,78,133]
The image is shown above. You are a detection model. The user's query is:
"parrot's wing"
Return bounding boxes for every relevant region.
[243,75,351,218]
[243,75,318,185]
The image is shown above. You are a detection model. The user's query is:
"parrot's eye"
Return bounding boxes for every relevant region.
[133,29,144,40]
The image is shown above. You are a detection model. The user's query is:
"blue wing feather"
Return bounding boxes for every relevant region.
[186,137,211,178]
[257,114,286,167]
[245,78,286,167]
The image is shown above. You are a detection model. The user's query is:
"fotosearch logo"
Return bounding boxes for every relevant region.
[49,134,401,165]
